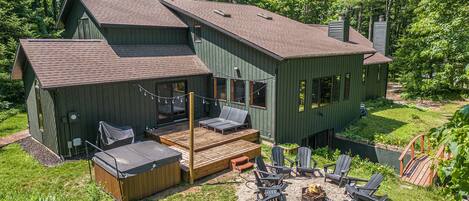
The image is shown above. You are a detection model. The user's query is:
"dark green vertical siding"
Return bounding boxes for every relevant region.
[63,0,104,39]
[362,63,388,100]
[104,28,188,45]
[178,15,278,140]
[54,76,208,156]
[276,55,364,144]
[23,63,59,153]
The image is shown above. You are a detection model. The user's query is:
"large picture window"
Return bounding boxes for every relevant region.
[250,81,267,108]
[298,80,306,112]
[214,78,227,100]
[311,79,320,109]
[319,77,333,106]
[344,73,351,100]
[332,75,341,102]
[78,17,90,39]
[231,79,245,103]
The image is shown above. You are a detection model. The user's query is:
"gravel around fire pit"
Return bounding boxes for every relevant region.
[236,171,350,201]
[18,137,62,166]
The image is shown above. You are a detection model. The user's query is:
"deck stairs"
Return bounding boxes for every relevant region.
[399,134,448,187]
[230,156,254,173]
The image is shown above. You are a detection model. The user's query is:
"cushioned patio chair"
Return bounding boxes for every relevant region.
[324,154,352,186]
[212,108,249,134]
[271,146,294,176]
[254,156,284,186]
[97,121,135,150]
[253,170,287,201]
[295,147,322,177]
[345,173,387,201]
[199,106,231,127]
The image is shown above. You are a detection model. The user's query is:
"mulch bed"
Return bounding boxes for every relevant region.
[18,137,62,167]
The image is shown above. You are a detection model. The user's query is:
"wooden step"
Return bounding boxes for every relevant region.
[230,156,249,168]
[233,162,254,173]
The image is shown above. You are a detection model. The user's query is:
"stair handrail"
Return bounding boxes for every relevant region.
[428,144,447,184]
[399,134,427,177]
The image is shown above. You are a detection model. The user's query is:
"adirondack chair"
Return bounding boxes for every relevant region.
[271,146,295,176]
[253,170,287,201]
[295,147,322,177]
[254,156,284,186]
[324,154,352,186]
[345,173,387,201]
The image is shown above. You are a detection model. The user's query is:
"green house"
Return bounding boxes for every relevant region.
[12,0,391,158]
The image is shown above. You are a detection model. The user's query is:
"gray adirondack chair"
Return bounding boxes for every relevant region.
[345,173,387,201]
[324,154,352,186]
[254,156,284,186]
[295,147,322,177]
[271,146,294,176]
[253,170,287,201]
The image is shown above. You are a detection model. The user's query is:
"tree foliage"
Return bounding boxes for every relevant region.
[392,0,469,99]
[430,105,469,200]
[0,0,62,107]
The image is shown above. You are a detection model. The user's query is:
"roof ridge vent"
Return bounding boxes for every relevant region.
[213,9,231,17]
[257,13,272,20]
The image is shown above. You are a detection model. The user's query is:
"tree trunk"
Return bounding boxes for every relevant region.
[43,0,50,17]
[52,0,58,20]
[357,6,362,31]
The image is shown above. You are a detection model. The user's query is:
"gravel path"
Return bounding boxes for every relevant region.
[236,171,350,201]
[19,137,62,166]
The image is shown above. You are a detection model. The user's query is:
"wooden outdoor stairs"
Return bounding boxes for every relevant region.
[399,134,447,187]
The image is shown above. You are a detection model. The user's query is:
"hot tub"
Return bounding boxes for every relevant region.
[92,141,181,201]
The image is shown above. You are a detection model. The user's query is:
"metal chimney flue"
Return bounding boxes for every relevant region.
[328,14,350,42]
[373,14,389,55]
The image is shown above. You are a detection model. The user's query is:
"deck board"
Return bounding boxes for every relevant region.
[159,127,259,152]
[401,155,433,187]
[170,140,261,180]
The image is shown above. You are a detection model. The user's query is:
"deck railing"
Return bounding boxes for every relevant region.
[399,134,428,177]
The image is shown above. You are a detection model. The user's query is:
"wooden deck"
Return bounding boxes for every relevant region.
[154,127,261,180]
[159,127,259,152]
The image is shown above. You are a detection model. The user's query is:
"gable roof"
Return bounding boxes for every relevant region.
[160,0,375,60]
[12,39,210,89]
[311,24,392,65]
[59,0,187,28]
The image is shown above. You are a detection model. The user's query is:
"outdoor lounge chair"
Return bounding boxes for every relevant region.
[324,154,352,186]
[253,170,287,201]
[345,173,387,201]
[211,108,249,134]
[271,146,294,176]
[97,121,135,150]
[255,156,285,186]
[199,106,231,127]
[295,147,322,177]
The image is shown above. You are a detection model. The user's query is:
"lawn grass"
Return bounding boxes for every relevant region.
[261,144,451,201]
[0,144,112,200]
[338,99,464,147]
[0,112,28,138]
[160,184,237,201]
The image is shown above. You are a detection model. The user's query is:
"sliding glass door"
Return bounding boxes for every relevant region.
[156,81,187,124]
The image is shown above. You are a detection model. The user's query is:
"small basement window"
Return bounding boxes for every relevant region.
[250,81,267,108]
[214,77,227,100]
[34,80,44,132]
[298,80,306,112]
[231,79,245,103]
[344,73,351,100]
[194,25,202,43]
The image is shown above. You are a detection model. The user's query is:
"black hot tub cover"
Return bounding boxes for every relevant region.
[92,141,181,178]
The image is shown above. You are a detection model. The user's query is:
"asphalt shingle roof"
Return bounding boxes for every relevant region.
[311,24,392,65]
[13,39,210,88]
[79,0,187,28]
[160,0,375,60]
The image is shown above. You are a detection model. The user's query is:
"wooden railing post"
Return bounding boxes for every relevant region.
[420,135,425,153]
[411,143,415,159]
[400,160,404,177]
